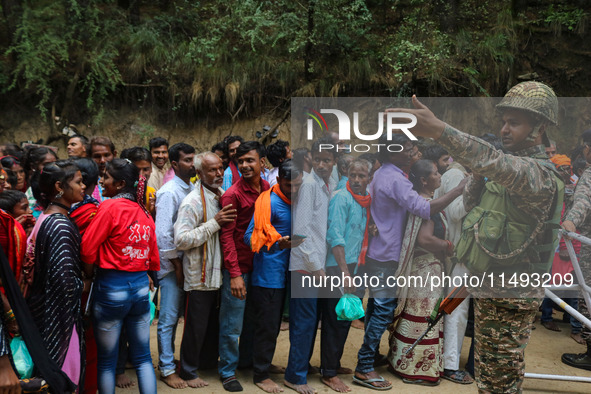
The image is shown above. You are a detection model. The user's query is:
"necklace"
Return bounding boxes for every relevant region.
[49,201,70,211]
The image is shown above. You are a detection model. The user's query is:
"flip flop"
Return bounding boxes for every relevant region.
[442,369,474,385]
[352,375,392,390]
[402,377,440,386]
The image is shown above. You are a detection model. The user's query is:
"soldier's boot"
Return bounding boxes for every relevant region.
[561,342,591,371]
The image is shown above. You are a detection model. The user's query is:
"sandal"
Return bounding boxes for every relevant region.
[352,375,392,390]
[401,377,440,386]
[442,369,474,385]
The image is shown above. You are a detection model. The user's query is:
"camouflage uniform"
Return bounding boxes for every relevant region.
[438,125,559,393]
[434,81,562,393]
[564,167,591,345]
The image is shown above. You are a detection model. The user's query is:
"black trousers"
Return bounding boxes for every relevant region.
[251,285,286,383]
[318,264,354,378]
[179,290,220,380]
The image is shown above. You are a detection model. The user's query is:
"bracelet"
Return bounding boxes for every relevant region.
[446,240,454,254]
[4,309,15,322]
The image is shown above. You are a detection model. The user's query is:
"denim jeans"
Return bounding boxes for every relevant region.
[355,258,398,374]
[541,297,582,333]
[218,270,254,379]
[93,269,156,394]
[157,271,185,376]
[284,272,319,385]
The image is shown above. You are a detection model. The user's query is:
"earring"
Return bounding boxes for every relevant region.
[117,186,122,190]
[55,191,64,199]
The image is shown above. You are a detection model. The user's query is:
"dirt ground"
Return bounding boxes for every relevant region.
[108,307,591,394]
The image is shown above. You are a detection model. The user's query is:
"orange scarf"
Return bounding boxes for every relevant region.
[346,180,371,266]
[250,184,291,253]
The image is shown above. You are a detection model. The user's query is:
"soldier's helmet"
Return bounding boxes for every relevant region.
[496,81,558,126]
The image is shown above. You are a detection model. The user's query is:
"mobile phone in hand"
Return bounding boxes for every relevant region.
[291,234,307,242]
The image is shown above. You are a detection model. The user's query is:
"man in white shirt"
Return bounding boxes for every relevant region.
[155,143,196,389]
[428,145,473,385]
[174,152,237,388]
[285,137,337,394]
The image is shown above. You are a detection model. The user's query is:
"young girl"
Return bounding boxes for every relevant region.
[81,159,159,394]
[0,189,35,235]
[1,156,26,192]
[28,160,86,387]
[23,147,58,219]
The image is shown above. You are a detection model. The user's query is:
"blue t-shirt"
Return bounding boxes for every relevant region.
[326,189,367,268]
[244,192,291,288]
[335,176,348,191]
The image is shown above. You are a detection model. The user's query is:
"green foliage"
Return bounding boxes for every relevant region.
[3,1,123,120]
[543,4,587,35]
[0,0,573,123]
[380,12,452,89]
[5,4,70,114]
[453,8,516,95]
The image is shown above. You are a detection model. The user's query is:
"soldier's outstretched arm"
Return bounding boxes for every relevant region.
[386,96,553,197]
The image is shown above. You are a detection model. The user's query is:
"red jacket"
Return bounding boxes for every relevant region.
[70,202,98,238]
[81,199,160,272]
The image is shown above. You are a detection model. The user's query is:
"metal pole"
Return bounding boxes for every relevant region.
[560,231,591,314]
[525,373,591,383]
[547,284,581,291]
[525,231,591,384]
[545,289,591,331]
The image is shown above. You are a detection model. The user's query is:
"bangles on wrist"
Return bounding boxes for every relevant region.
[4,309,15,322]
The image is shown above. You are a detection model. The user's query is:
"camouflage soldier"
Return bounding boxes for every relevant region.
[561,129,591,370]
[387,81,564,393]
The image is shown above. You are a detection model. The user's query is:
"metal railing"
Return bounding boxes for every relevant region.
[525,229,591,383]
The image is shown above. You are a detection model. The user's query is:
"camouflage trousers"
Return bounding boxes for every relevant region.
[474,298,538,394]
[577,246,591,345]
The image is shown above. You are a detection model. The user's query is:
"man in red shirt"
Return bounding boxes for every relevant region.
[219,141,269,392]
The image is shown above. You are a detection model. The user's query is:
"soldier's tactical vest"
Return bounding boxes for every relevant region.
[456,163,564,275]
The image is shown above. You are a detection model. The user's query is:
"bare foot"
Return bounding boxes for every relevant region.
[186,377,209,388]
[353,370,391,389]
[321,376,351,392]
[161,373,188,389]
[284,380,317,394]
[116,373,135,388]
[571,332,585,345]
[269,364,286,374]
[280,321,290,331]
[336,367,353,375]
[351,320,364,330]
[256,379,284,393]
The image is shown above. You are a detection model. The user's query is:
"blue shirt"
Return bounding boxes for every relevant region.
[223,166,271,190]
[223,166,241,191]
[244,192,291,288]
[335,176,348,192]
[326,189,367,268]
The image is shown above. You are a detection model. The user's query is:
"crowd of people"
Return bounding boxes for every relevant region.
[0,80,590,394]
